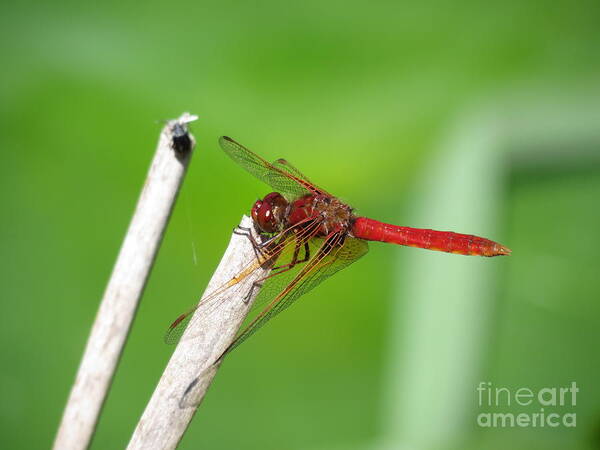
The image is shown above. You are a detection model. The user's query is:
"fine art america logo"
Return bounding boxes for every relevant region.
[477,381,578,428]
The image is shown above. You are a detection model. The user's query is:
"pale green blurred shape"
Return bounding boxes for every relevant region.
[0,1,599,449]
[381,100,600,450]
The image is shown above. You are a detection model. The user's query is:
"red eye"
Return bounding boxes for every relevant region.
[251,193,288,233]
[251,200,262,224]
[257,203,277,232]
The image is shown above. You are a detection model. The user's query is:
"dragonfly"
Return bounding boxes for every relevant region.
[166,136,511,358]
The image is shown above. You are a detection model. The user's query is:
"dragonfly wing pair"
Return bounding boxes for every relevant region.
[165,137,366,358]
[219,136,330,199]
[226,231,368,355]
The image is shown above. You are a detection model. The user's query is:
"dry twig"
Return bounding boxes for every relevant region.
[54,113,197,450]
[127,215,270,450]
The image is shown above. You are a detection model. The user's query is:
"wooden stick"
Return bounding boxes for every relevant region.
[127,215,270,450]
[54,113,198,450]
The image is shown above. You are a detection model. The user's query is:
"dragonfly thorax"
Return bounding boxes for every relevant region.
[287,194,353,235]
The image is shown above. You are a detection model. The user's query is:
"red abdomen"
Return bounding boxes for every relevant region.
[352,217,511,257]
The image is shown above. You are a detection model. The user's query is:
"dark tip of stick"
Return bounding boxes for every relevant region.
[172,128,192,154]
[169,113,197,156]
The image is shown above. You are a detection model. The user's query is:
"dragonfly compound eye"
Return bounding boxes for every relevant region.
[252,192,288,233]
[251,200,263,225]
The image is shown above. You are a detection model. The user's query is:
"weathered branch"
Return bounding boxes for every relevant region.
[127,215,269,450]
[54,113,198,450]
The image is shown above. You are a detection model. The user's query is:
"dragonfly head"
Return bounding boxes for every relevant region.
[251,192,288,234]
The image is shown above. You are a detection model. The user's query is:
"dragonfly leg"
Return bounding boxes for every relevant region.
[271,241,310,270]
[233,225,287,250]
[233,225,269,261]
[243,264,295,303]
[243,241,310,303]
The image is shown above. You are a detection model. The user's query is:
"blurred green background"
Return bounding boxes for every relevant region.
[1,1,599,449]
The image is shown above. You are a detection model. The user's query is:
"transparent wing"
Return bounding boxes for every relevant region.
[223,233,369,355]
[219,136,329,199]
[271,158,325,194]
[163,220,322,345]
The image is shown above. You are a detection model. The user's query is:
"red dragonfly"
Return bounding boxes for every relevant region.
[166,136,511,357]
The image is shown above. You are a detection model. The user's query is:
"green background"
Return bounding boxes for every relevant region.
[1,1,599,449]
